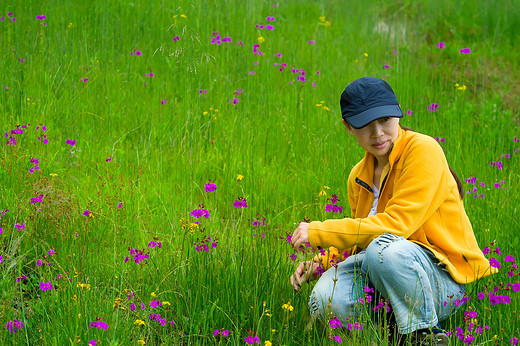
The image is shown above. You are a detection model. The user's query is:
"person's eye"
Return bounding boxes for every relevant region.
[381,117,390,122]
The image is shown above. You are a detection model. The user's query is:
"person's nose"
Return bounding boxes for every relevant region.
[371,122,384,138]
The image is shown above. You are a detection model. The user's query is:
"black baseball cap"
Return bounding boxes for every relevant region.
[340,77,403,129]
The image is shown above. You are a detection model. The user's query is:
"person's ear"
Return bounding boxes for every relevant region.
[342,119,354,135]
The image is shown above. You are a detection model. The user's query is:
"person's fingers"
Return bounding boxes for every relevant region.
[290,275,298,290]
[290,230,300,249]
[290,272,301,290]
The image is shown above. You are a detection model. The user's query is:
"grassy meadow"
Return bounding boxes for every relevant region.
[1,0,520,344]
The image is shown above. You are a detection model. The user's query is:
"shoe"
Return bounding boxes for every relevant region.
[409,330,449,346]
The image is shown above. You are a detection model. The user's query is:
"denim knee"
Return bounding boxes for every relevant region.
[362,233,409,279]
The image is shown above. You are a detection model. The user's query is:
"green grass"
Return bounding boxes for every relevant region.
[1,0,519,344]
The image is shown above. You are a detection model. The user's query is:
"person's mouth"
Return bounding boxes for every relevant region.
[373,141,387,149]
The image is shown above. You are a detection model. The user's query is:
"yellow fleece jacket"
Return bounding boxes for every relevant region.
[309,127,495,284]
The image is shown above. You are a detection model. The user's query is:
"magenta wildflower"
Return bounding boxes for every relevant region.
[144,72,154,77]
[465,310,478,319]
[127,248,150,264]
[427,103,439,112]
[106,156,112,162]
[191,206,210,218]
[407,110,413,115]
[329,317,342,329]
[436,41,446,49]
[460,48,471,54]
[172,36,180,41]
[83,210,90,216]
[16,275,27,282]
[14,223,25,231]
[5,320,24,333]
[88,341,97,346]
[233,198,248,208]
[222,329,229,337]
[308,40,316,44]
[211,32,222,45]
[384,64,391,69]
[512,283,520,293]
[511,337,519,345]
[505,255,516,262]
[204,182,217,193]
[150,300,161,308]
[39,282,53,291]
[36,14,46,20]
[66,139,76,146]
[30,194,43,204]
[347,322,363,330]
[149,313,167,325]
[89,321,109,330]
[329,335,342,343]
[477,292,486,299]
[244,335,260,344]
[130,303,136,311]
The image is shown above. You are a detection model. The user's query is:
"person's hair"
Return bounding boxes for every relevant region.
[400,126,464,200]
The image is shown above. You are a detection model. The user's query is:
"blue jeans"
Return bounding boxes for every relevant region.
[309,233,466,334]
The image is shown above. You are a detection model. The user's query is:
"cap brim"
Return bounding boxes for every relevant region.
[344,105,403,129]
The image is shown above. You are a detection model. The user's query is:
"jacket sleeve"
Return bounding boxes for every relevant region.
[308,138,448,250]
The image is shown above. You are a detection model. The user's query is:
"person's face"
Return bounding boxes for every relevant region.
[343,117,400,165]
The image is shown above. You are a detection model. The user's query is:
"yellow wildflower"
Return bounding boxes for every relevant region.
[162,301,171,306]
[457,85,467,91]
[319,16,326,22]
[323,106,330,111]
[77,283,91,290]
[318,186,330,197]
[138,340,146,345]
[113,297,126,310]
[282,301,294,312]
[67,23,72,28]
[237,174,244,181]
[150,292,156,297]
[316,103,323,107]
[258,36,265,43]
[78,314,81,318]
[265,341,272,346]
[364,52,368,57]
[50,173,58,177]
[73,294,77,301]
[135,319,146,326]
[203,111,208,115]
[180,14,187,18]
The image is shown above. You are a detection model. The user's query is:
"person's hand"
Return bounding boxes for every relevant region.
[290,261,319,290]
[291,222,310,252]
